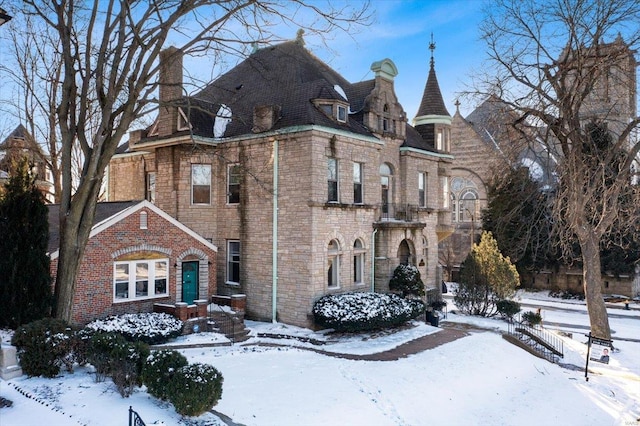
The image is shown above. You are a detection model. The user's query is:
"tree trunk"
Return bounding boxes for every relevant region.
[52,174,102,323]
[579,233,611,340]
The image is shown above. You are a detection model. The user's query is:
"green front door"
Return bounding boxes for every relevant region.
[182,261,199,304]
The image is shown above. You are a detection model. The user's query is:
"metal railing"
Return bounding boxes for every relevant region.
[129,406,146,426]
[208,303,240,344]
[378,203,420,222]
[508,321,564,362]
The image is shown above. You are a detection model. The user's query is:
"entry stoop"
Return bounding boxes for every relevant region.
[208,310,251,343]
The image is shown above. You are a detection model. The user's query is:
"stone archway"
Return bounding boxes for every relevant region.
[397,239,415,266]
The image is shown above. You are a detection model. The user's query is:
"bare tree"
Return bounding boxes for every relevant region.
[478,0,640,339]
[13,0,370,323]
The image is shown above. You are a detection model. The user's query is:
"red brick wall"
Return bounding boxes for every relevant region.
[50,206,216,325]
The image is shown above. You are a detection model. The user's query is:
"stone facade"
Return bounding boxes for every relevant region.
[108,42,454,328]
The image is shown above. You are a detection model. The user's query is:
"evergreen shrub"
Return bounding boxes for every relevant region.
[11,318,76,377]
[142,350,188,401]
[496,300,521,321]
[87,331,149,396]
[521,311,543,326]
[167,363,224,416]
[85,313,183,344]
[312,292,425,332]
[388,264,425,298]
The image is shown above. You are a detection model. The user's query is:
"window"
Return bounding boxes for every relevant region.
[113,259,169,301]
[353,239,365,285]
[191,164,211,205]
[380,163,393,217]
[146,172,156,203]
[437,130,443,150]
[328,240,341,288]
[320,104,333,116]
[227,164,241,204]
[327,157,338,202]
[337,105,347,122]
[418,172,427,207]
[227,240,240,284]
[353,162,363,204]
[441,176,449,208]
[461,190,478,222]
[139,211,148,230]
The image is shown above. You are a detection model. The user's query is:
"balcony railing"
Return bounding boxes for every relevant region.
[378,203,420,222]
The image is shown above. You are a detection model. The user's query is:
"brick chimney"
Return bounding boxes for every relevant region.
[157,47,183,137]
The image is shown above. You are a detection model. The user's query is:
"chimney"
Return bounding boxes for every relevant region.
[157,47,183,137]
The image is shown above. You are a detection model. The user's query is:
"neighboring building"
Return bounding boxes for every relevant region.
[48,200,218,325]
[442,36,639,298]
[0,124,55,203]
[108,35,454,328]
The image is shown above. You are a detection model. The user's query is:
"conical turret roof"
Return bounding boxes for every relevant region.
[416,59,450,118]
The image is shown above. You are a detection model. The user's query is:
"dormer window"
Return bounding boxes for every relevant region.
[320,104,333,116]
[177,107,191,131]
[315,100,349,124]
[337,105,347,122]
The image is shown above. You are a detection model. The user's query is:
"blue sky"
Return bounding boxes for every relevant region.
[309,0,487,119]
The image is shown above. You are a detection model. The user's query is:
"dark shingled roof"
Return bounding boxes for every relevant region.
[416,62,450,117]
[189,40,373,138]
[47,201,141,254]
[403,124,439,153]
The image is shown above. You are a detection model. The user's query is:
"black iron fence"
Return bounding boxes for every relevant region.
[507,321,564,362]
[129,406,145,426]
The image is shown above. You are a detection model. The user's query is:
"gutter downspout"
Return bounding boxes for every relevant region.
[272,139,279,323]
[371,228,378,293]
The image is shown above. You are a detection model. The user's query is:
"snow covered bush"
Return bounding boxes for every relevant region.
[85,313,183,344]
[312,292,425,332]
[11,318,78,377]
[167,363,224,416]
[142,350,188,401]
[388,264,425,298]
[86,331,149,397]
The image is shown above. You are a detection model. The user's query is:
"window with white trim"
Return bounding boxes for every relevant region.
[337,105,347,122]
[113,259,168,301]
[227,164,241,204]
[227,240,240,285]
[418,172,427,207]
[353,239,365,285]
[191,164,211,205]
[353,162,363,204]
[327,157,338,202]
[327,240,341,288]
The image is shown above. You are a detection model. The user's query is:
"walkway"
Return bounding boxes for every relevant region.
[253,322,477,361]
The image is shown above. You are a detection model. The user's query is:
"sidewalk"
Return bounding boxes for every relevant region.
[253,322,476,361]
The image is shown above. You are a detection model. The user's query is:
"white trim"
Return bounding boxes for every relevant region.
[49,200,218,260]
[399,146,455,160]
[129,124,384,150]
[412,114,452,126]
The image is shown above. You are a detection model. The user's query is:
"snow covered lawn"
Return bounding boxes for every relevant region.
[1,292,639,425]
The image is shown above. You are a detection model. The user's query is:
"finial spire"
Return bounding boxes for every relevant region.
[429,32,436,67]
[454,99,460,113]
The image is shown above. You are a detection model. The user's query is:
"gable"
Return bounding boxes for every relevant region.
[48,200,217,259]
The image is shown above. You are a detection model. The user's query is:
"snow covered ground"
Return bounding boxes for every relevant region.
[1,290,639,426]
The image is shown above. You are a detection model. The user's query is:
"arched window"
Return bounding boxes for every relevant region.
[353,239,366,285]
[460,190,478,222]
[327,240,341,288]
